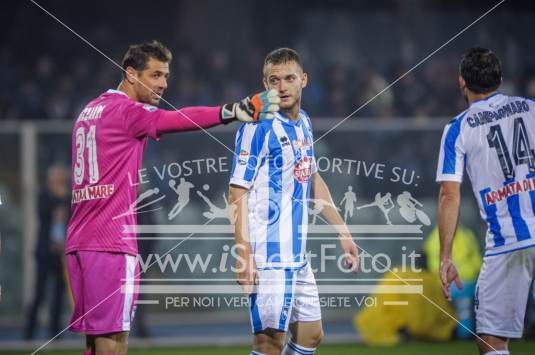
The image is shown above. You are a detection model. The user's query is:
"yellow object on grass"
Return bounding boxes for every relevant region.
[354,270,456,346]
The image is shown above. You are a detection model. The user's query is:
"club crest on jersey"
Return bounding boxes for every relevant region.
[294,156,312,183]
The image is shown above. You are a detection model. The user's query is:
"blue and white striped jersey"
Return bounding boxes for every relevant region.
[230,110,317,269]
[437,93,535,256]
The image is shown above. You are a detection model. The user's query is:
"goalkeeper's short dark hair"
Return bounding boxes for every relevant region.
[460,47,502,94]
[263,48,303,76]
[122,40,172,77]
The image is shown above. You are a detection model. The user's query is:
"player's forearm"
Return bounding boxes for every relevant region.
[156,106,221,134]
[229,186,251,247]
[313,174,351,238]
[437,182,461,260]
[321,202,349,236]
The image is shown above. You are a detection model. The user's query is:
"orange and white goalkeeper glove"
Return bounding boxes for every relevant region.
[220,89,280,123]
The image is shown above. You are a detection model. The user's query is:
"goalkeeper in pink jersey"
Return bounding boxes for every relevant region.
[65,40,279,355]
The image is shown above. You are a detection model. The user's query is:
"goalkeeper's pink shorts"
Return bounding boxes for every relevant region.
[66,251,139,335]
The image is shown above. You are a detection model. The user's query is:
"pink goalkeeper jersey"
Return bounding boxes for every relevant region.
[66,89,219,255]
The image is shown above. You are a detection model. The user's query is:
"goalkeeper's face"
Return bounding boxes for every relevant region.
[263,61,307,112]
[130,57,170,106]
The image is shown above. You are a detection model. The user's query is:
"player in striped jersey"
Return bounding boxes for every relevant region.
[437,47,535,355]
[229,48,359,355]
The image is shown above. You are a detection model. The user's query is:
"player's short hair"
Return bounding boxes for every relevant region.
[459,47,502,94]
[121,40,172,77]
[263,48,303,76]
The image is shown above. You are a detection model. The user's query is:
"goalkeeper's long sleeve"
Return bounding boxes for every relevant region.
[154,89,280,136]
[155,106,221,136]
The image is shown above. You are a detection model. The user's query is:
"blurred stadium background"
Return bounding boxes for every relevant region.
[1,0,535,354]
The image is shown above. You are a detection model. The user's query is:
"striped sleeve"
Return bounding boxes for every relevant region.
[436,114,466,183]
[229,123,269,189]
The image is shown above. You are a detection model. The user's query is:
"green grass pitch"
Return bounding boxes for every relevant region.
[5,340,535,355]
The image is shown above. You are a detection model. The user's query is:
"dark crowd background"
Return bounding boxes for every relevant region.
[1,0,535,121]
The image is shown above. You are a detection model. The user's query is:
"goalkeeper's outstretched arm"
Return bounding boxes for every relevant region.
[155,89,280,135]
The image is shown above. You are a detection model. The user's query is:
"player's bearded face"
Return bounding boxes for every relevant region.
[264,61,307,111]
[134,58,170,106]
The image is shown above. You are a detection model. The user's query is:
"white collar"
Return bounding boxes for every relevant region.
[106,89,128,97]
[275,111,303,126]
[470,92,503,108]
